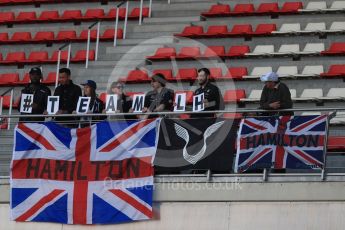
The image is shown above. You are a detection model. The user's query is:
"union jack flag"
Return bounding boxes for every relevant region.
[235,115,328,173]
[11,119,160,224]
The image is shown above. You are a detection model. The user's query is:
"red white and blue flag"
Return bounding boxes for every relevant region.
[235,115,327,173]
[10,119,160,224]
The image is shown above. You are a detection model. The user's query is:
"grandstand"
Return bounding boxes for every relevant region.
[1,0,345,229]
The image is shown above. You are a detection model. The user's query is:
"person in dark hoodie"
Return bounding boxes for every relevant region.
[19,67,51,122]
[259,72,293,116]
[53,67,82,127]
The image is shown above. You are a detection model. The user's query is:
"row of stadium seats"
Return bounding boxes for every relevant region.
[0,0,123,6]
[0,72,56,86]
[0,50,95,65]
[118,66,345,83]
[146,44,345,61]
[201,1,345,18]
[0,7,149,25]
[1,64,343,87]
[0,29,123,45]
[244,88,345,102]
[175,22,345,38]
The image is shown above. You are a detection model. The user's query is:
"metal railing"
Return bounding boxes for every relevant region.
[0,87,14,130]
[1,108,345,179]
[55,42,71,87]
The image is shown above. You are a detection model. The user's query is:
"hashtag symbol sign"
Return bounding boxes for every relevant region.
[23,95,32,111]
[20,94,33,113]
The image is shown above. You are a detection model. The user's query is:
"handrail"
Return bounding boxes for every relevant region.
[1,107,345,119]
[55,42,71,87]
[0,87,14,97]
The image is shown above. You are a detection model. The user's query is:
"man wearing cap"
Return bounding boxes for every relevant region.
[19,67,51,122]
[259,72,293,115]
[142,73,174,118]
[191,67,224,118]
[77,80,105,126]
[53,68,82,127]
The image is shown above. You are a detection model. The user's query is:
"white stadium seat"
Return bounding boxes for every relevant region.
[243,66,273,79]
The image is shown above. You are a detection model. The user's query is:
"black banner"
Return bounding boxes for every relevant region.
[154,118,239,173]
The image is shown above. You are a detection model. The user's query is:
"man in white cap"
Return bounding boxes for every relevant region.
[259,72,293,115]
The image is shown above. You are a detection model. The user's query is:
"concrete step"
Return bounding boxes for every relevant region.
[115,36,175,46]
[152,2,211,11]
[132,23,187,33]
[144,16,200,24]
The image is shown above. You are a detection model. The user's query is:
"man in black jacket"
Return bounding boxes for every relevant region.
[259,72,293,116]
[19,67,51,122]
[191,68,224,118]
[54,68,82,127]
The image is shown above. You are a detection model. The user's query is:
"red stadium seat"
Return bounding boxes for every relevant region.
[60,10,83,21]
[71,50,95,62]
[251,24,277,35]
[224,89,246,103]
[78,29,98,41]
[256,3,279,14]
[99,92,107,104]
[128,7,149,19]
[204,25,228,37]
[42,72,57,84]
[175,90,193,104]
[176,46,201,59]
[0,53,2,62]
[228,24,253,36]
[0,117,8,130]
[1,95,12,108]
[225,45,250,57]
[15,73,30,85]
[83,8,105,20]
[0,33,9,42]
[152,69,174,81]
[321,43,345,55]
[201,46,225,58]
[38,10,59,22]
[124,70,150,83]
[0,73,19,85]
[3,51,26,64]
[231,4,255,15]
[0,12,15,23]
[10,31,32,42]
[33,31,54,42]
[320,65,345,77]
[55,30,77,42]
[15,11,37,22]
[105,8,127,19]
[327,136,345,151]
[50,50,69,63]
[174,25,204,37]
[146,47,176,60]
[209,68,223,79]
[100,29,123,40]
[201,4,231,17]
[279,2,303,13]
[175,68,197,81]
[223,67,247,79]
[27,51,49,63]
